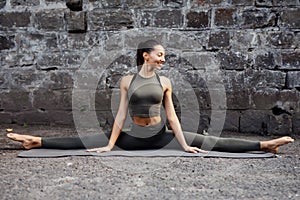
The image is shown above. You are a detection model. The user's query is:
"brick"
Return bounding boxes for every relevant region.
[154,10,183,28]
[48,71,74,89]
[293,112,300,134]
[66,0,82,11]
[10,70,46,88]
[206,88,227,110]
[179,109,203,133]
[33,89,72,110]
[2,52,35,68]
[267,32,296,49]
[0,12,31,28]
[240,110,269,134]
[240,8,276,28]
[251,89,299,110]
[66,11,86,32]
[231,0,254,5]
[162,32,204,51]
[0,35,15,50]
[138,10,154,27]
[35,10,65,31]
[0,112,12,124]
[223,111,240,132]
[254,51,278,70]
[217,51,250,70]
[94,90,111,111]
[0,0,6,9]
[208,31,230,49]
[287,72,300,89]
[101,0,122,8]
[163,0,185,8]
[186,11,209,28]
[191,0,223,7]
[37,52,83,69]
[269,114,293,135]
[281,52,300,70]
[18,33,58,52]
[226,90,250,110]
[231,31,261,50]
[194,89,211,110]
[197,110,210,134]
[214,8,237,27]
[280,9,300,29]
[89,9,134,31]
[74,70,104,90]
[11,0,39,7]
[0,72,8,89]
[48,110,74,125]
[124,0,160,8]
[60,33,91,49]
[255,0,273,6]
[182,52,216,70]
[37,53,65,68]
[14,110,51,125]
[273,0,299,6]
[222,71,245,91]
[0,90,32,112]
[184,70,208,88]
[245,69,286,89]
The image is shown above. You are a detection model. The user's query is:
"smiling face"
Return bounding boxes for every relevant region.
[143,45,166,70]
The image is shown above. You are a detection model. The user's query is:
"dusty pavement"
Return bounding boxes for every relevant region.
[0,124,299,200]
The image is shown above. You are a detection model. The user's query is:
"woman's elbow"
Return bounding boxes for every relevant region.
[167,116,178,125]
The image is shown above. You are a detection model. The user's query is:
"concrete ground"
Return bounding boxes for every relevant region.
[0,124,299,200]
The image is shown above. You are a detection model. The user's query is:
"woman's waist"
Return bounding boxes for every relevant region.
[132,116,161,126]
[131,118,166,138]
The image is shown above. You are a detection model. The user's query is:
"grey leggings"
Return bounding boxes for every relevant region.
[42,122,260,153]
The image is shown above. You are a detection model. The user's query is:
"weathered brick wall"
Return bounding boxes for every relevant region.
[0,0,299,135]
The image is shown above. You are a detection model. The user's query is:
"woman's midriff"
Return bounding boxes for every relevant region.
[133,116,161,126]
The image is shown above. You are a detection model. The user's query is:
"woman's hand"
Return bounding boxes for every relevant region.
[86,145,112,153]
[184,146,208,154]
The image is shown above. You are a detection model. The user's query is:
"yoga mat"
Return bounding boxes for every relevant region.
[18,149,276,158]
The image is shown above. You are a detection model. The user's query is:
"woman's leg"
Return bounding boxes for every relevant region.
[154,130,294,153]
[183,131,294,153]
[7,132,111,149]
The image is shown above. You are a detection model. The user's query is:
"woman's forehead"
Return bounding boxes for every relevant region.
[153,45,165,53]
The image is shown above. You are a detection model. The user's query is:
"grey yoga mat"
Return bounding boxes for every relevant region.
[18,149,276,158]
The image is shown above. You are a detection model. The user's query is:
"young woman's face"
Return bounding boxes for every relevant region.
[144,45,165,70]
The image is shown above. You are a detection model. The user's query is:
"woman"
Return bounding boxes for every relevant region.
[7,40,294,154]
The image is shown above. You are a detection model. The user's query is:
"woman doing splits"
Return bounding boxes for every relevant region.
[7,40,294,154]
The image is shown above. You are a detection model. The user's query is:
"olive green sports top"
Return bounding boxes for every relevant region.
[128,73,164,118]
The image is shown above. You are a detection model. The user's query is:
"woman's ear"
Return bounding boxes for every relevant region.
[143,52,149,61]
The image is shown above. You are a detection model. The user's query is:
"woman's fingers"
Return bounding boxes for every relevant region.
[189,147,208,154]
[86,146,111,153]
[86,148,104,153]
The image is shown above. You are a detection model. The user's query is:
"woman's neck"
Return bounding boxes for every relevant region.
[139,64,155,78]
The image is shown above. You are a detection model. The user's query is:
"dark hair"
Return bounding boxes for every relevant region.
[136,39,162,71]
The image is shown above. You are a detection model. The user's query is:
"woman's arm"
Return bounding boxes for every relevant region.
[87,76,130,153]
[161,77,207,153]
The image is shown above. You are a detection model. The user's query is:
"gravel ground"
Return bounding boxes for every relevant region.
[0,125,299,200]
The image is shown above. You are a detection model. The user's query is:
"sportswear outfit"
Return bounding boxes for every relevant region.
[42,73,260,152]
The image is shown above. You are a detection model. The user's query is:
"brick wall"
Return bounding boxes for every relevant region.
[0,0,299,135]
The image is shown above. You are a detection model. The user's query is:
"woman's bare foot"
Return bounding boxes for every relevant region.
[261,136,294,153]
[6,133,42,149]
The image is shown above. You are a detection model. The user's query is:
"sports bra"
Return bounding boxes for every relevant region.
[128,73,164,118]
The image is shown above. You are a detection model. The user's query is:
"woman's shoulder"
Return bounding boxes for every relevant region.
[121,74,134,81]
[158,75,172,88]
[120,75,134,89]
